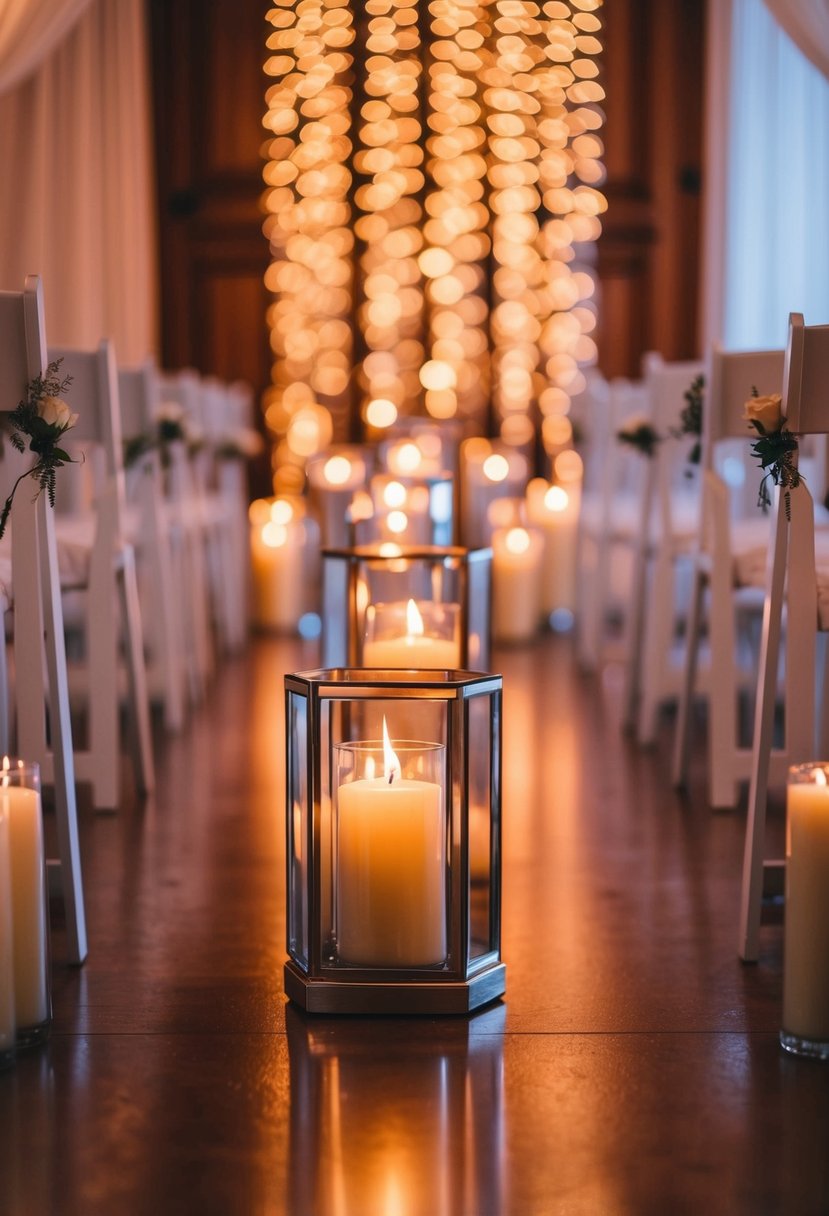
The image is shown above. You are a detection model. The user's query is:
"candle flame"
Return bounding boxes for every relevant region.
[544,485,569,513]
[406,599,424,637]
[323,455,352,486]
[382,717,401,785]
[382,480,407,509]
[387,509,408,534]
[815,767,828,787]
[365,755,376,781]
[483,453,509,483]
[505,527,531,555]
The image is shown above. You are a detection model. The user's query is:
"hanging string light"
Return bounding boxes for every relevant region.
[263,0,604,491]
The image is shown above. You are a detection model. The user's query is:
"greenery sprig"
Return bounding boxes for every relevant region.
[672,373,704,468]
[616,415,661,458]
[744,387,801,517]
[0,359,78,539]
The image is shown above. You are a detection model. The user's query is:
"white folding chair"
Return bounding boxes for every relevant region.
[118,361,188,731]
[625,354,705,743]
[0,275,86,963]
[672,347,787,808]
[739,314,829,961]
[576,373,650,672]
[49,340,154,809]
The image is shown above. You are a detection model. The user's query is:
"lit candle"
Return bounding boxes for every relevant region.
[526,477,581,618]
[4,759,50,1038]
[336,721,446,967]
[249,499,306,632]
[782,764,829,1057]
[363,599,460,669]
[0,791,15,1066]
[491,526,544,643]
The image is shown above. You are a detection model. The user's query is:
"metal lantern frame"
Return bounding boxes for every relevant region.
[320,543,492,671]
[284,667,505,1015]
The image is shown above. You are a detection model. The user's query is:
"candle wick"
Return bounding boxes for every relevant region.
[388,771,394,785]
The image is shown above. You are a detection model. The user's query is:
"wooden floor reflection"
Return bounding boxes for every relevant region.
[2,633,828,1215]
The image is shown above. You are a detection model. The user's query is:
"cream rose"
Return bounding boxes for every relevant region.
[38,395,78,430]
[744,393,783,435]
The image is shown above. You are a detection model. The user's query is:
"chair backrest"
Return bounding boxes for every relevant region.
[0,279,48,498]
[49,341,126,524]
[703,346,786,520]
[118,359,158,439]
[784,313,829,435]
[642,352,705,530]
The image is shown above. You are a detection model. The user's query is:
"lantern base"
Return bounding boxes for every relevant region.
[284,959,506,1015]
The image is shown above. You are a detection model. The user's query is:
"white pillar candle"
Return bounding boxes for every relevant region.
[526,477,581,617]
[0,795,15,1064]
[491,525,544,643]
[782,764,829,1055]
[336,725,446,967]
[4,762,50,1034]
[249,499,306,632]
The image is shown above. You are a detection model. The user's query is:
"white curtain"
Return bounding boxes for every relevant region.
[0,0,92,92]
[0,0,157,363]
[703,0,829,350]
[762,0,829,81]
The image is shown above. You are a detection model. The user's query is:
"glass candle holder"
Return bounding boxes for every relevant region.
[3,760,51,1047]
[460,439,529,550]
[284,668,505,1014]
[249,497,321,632]
[364,599,461,670]
[356,473,455,547]
[0,787,15,1068]
[781,763,829,1060]
[307,446,371,548]
[321,544,492,672]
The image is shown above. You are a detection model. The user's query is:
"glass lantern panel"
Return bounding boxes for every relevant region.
[467,692,493,960]
[287,690,309,970]
[323,694,451,972]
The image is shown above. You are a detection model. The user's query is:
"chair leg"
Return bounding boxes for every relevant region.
[118,548,155,796]
[0,611,9,757]
[28,495,87,964]
[739,499,788,962]
[671,565,704,789]
[85,560,121,811]
[637,550,673,746]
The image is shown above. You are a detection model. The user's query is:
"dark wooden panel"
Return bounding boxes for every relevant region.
[148,0,271,399]
[597,0,705,378]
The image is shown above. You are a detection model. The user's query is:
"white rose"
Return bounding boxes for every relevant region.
[744,393,783,435]
[618,412,651,437]
[39,395,78,430]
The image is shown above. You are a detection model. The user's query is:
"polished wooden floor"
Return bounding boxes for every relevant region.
[2,632,828,1216]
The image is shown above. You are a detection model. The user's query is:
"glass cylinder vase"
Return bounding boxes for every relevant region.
[781,762,829,1060]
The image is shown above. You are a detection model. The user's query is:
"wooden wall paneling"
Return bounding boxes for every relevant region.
[148,0,271,394]
[597,0,705,379]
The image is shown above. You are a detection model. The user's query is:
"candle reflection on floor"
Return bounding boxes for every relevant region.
[286,1003,505,1216]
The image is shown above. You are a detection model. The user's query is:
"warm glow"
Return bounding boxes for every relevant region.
[405,598,424,637]
[544,485,570,513]
[505,527,531,556]
[365,398,398,428]
[270,498,294,525]
[555,449,584,483]
[264,3,604,467]
[815,767,828,787]
[389,441,422,475]
[386,509,409,534]
[382,716,401,784]
[378,542,403,557]
[382,480,407,509]
[483,454,509,483]
[324,455,353,486]
[262,521,288,549]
